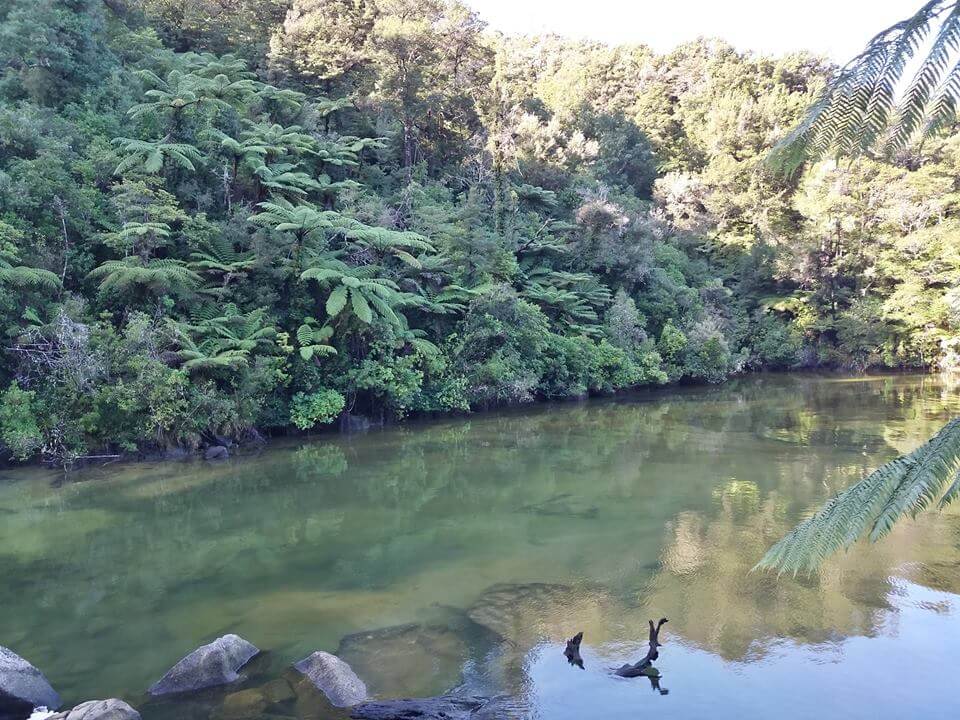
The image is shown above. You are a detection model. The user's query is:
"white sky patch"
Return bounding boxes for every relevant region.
[466,0,924,61]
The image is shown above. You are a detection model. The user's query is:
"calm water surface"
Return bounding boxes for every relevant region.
[2,374,960,720]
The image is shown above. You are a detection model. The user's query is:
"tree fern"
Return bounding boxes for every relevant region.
[113,137,202,176]
[0,257,60,291]
[88,258,200,298]
[188,236,256,279]
[296,319,337,361]
[302,259,404,329]
[773,0,960,172]
[757,0,960,572]
[756,418,960,574]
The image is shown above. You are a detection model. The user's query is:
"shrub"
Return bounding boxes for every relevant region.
[290,389,346,430]
[0,383,43,460]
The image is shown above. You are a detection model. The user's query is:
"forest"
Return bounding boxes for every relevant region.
[0,0,958,464]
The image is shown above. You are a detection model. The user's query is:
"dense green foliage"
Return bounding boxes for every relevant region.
[1,0,958,464]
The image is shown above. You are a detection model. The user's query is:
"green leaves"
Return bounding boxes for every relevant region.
[351,289,373,323]
[326,285,349,316]
[0,255,60,291]
[113,137,203,176]
[88,258,200,298]
[756,417,960,574]
[296,320,336,361]
[308,263,402,328]
[166,306,279,377]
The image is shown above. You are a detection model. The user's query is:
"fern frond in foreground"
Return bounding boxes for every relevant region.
[756,417,960,574]
[771,0,960,173]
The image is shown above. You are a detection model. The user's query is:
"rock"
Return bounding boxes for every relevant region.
[204,445,229,461]
[350,695,524,720]
[219,689,266,720]
[466,582,616,647]
[259,679,294,705]
[147,634,259,696]
[466,582,575,644]
[46,699,140,720]
[336,623,468,699]
[0,646,60,719]
[292,652,367,708]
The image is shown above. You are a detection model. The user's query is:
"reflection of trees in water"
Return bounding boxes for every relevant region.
[643,487,960,661]
[2,374,960,698]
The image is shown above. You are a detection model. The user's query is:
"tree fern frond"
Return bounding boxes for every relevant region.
[891,5,960,147]
[756,418,960,574]
[771,0,960,172]
[326,285,349,317]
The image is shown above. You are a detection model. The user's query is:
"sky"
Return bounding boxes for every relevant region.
[465,0,924,61]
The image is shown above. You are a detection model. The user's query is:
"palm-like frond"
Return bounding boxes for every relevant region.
[301,258,404,329]
[88,258,200,297]
[773,1,960,172]
[189,236,256,277]
[756,418,960,574]
[113,137,202,176]
[242,122,318,158]
[256,85,307,113]
[520,267,611,335]
[0,258,60,290]
[296,319,337,360]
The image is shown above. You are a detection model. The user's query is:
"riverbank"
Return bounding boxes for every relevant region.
[3,368,944,473]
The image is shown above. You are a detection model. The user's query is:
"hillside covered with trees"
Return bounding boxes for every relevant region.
[1,0,958,464]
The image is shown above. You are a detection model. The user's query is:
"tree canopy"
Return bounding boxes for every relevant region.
[0,0,957,466]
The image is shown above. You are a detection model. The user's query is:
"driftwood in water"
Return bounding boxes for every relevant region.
[563,632,584,669]
[615,618,668,678]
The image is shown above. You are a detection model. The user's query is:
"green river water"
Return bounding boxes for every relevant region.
[2,373,960,720]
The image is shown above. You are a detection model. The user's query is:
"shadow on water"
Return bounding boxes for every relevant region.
[1,374,960,719]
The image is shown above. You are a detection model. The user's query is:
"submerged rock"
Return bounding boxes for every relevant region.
[162,447,191,461]
[147,634,259,696]
[350,694,524,720]
[258,678,294,705]
[340,414,382,433]
[467,582,618,647]
[215,678,294,720]
[518,493,598,520]
[292,651,367,708]
[466,582,576,644]
[47,699,140,720]
[336,623,468,699]
[218,689,266,720]
[0,646,60,719]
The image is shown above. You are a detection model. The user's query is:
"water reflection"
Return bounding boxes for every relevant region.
[0,374,959,719]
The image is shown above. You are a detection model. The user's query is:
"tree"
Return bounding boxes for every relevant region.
[88,257,200,300]
[301,258,406,330]
[113,137,203,175]
[0,223,60,290]
[131,0,289,58]
[0,0,113,106]
[269,0,377,92]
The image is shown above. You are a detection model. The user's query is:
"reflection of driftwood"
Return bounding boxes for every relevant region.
[563,632,584,669]
[647,674,669,695]
[615,618,668,678]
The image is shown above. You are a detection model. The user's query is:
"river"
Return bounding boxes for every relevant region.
[2,373,959,719]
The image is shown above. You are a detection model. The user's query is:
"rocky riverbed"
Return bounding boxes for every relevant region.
[2,581,633,720]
